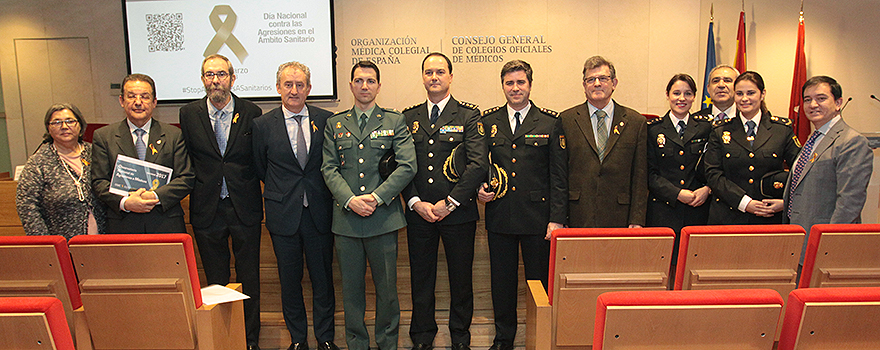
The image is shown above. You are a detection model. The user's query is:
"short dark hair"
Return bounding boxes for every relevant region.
[43,103,87,143]
[666,73,697,95]
[422,52,452,74]
[582,55,616,80]
[120,73,156,98]
[351,61,381,83]
[802,75,842,100]
[500,60,533,83]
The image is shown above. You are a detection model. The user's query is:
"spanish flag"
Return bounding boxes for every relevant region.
[734,11,747,73]
[789,11,809,144]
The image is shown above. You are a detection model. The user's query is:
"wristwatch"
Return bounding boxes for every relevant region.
[445,196,457,212]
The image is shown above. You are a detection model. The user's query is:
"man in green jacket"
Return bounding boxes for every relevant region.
[321,60,416,350]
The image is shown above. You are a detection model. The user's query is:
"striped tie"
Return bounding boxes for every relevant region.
[595,110,608,161]
[134,128,146,160]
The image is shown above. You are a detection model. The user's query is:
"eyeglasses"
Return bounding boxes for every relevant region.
[203,71,230,80]
[584,75,613,84]
[48,119,79,127]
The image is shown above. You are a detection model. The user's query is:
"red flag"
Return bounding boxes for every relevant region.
[789,14,809,144]
[734,11,747,73]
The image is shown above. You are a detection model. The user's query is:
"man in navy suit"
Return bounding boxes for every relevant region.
[253,61,338,350]
[178,54,264,350]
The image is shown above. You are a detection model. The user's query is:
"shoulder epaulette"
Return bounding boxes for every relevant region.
[712,118,735,128]
[381,107,401,114]
[481,106,502,117]
[402,103,423,113]
[538,106,558,117]
[769,115,793,126]
[459,101,479,110]
[646,117,663,125]
[331,110,348,117]
[692,114,712,122]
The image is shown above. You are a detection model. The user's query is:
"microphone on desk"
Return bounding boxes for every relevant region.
[871,94,880,103]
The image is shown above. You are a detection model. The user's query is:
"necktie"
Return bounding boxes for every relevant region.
[746,120,757,146]
[514,111,521,134]
[430,104,440,124]
[293,115,309,206]
[292,115,308,168]
[791,131,821,189]
[134,128,146,161]
[595,110,608,161]
[213,110,229,198]
[715,111,727,121]
[359,113,367,132]
[678,120,687,139]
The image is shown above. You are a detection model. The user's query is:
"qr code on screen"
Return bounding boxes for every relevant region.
[145,13,184,52]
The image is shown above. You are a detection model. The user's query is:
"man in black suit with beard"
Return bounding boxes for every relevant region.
[253,61,338,350]
[178,54,264,350]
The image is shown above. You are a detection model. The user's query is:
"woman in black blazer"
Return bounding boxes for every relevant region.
[703,71,801,224]
[647,73,713,233]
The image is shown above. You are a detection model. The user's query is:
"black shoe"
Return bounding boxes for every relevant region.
[288,343,308,350]
[318,341,340,350]
[451,343,471,350]
[247,345,260,350]
[488,342,513,350]
[411,343,433,350]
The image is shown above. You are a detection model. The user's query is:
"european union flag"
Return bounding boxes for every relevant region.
[702,21,716,110]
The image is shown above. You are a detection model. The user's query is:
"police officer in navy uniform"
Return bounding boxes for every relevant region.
[703,71,800,224]
[403,52,488,350]
[477,60,567,350]
[647,74,712,234]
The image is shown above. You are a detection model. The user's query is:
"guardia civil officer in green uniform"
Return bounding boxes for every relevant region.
[402,52,488,350]
[477,60,567,350]
[321,61,416,350]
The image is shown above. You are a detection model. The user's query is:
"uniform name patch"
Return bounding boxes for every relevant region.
[440,125,464,134]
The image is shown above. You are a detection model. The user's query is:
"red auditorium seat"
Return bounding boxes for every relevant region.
[0,235,90,348]
[526,227,675,350]
[595,289,783,350]
[0,296,75,350]
[779,287,880,350]
[68,234,245,350]
[799,223,880,288]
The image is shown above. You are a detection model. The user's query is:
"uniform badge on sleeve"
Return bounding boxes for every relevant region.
[559,135,566,149]
[477,121,485,136]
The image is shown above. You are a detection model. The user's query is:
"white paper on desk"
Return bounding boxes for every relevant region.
[201,284,251,305]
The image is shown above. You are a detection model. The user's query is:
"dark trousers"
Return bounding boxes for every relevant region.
[407,220,476,345]
[106,205,186,233]
[270,207,336,344]
[488,231,550,344]
[192,198,261,345]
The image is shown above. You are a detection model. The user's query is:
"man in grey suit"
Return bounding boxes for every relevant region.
[321,61,416,350]
[785,75,873,252]
[91,73,194,233]
[253,61,339,350]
